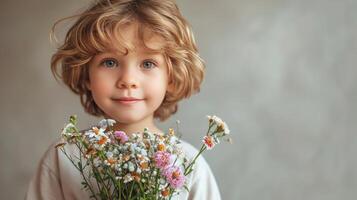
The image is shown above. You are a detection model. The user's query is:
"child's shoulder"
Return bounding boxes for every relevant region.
[177,139,212,173]
[177,139,200,158]
[175,139,222,199]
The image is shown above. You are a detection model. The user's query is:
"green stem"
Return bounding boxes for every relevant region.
[184,144,206,176]
[154,168,160,199]
[60,147,98,200]
[78,143,99,200]
[129,182,135,199]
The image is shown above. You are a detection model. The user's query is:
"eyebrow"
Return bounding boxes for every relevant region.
[96,49,163,57]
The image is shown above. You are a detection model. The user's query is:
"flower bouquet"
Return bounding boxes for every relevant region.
[56,115,231,200]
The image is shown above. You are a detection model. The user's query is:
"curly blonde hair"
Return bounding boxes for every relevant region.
[51,0,205,121]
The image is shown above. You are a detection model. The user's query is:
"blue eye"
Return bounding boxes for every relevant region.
[142,60,156,69]
[101,59,118,68]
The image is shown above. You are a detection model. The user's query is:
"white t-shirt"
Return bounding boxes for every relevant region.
[25,136,221,200]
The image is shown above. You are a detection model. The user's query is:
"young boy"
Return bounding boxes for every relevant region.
[26,0,221,199]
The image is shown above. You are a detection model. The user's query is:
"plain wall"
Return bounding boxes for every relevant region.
[0,0,356,199]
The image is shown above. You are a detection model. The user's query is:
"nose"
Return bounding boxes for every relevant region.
[116,66,139,89]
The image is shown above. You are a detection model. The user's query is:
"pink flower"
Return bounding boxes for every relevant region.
[154,151,172,169]
[163,166,185,189]
[114,131,128,144]
[203,135,216,150]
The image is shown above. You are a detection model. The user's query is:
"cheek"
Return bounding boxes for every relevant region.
[153,72,168,91]
[148,77,168,100]
[89,74,114,98]
[91,79,108,91]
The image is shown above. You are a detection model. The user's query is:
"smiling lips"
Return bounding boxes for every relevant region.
[114,97,143,105]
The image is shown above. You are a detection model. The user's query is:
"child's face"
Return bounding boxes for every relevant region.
[87,22,169,126]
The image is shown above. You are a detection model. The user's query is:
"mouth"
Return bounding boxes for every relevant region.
[113,97,144,105]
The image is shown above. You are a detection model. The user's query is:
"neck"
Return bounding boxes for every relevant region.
[110,116,163,136]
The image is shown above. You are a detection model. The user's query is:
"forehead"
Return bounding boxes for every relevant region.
[108,21,166,55]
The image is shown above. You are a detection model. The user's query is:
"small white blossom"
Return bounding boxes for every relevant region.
[223,122,230,134]
[98,119,116,129]
[115,164,122,172]
[106,151,114,158]
[140,149,148,156]
[93,157,102,168]
[207,115,230,136]
[207,115,223,125]
[123,163,128,169]
[61,123,75,137]
[123,174,133,183]
[128,161,135,172]
[169,136,178,145]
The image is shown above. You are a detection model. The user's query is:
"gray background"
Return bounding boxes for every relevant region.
[1,0,356,199]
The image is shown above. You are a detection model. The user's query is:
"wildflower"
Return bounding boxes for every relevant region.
[203,135,216,150]
[157,143,166,151]
[161,188,170,197]
[92,127,101,135]
[123,154,131,162]
[123,173,133,183]
[154,151,172,169]
[114,131,128,144]
[106,151,114,158]
[59,115,231,199]
[85,127,106,139]
[140,148,148,156]
[207,115,223,125]
[168,136,179,145]
[143,139,151,149]
[139,160,149,170]
[163,166,185,189]
[223,122,230,134]
[61,123,75,137]
[84,127,110,149]
[98,119,116,129]
[143,129,155,140]
[131,172,141,182]
[207,115,230,136]
[93,157,102,168]
[216,121,230,136]
[169,128,175,136]
[98,135,109,145]
[104,158,116,166]
[130,143,138,154]
[128,161,135,172]
[85,147,96,157]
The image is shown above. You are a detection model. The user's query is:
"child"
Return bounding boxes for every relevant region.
[26,0,221,199]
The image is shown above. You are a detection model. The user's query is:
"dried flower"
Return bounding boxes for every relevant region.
[203,135,216,150]
[154,151,172,169]
[114,131,128,144]
[163,166,185,189]
[57,115,231,200]
[98,118,116,129]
